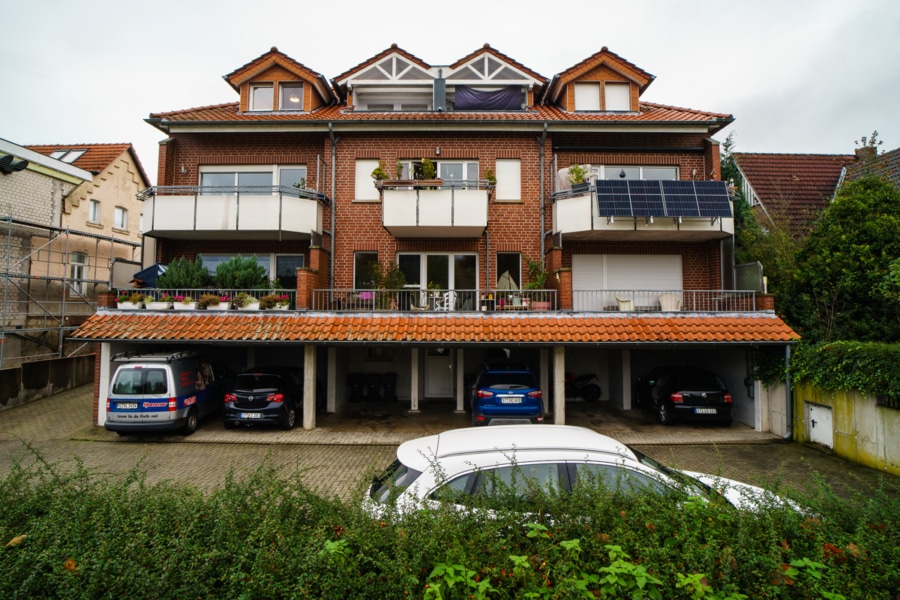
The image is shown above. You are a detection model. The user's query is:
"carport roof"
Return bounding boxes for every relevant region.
[71,311,798,345]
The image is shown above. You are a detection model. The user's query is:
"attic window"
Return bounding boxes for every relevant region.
[604,82,630,111]
[49,149,87,163]
[279,83,304,111]
[250,84,274,111]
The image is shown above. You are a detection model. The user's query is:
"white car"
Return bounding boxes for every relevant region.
[366,425,791,517]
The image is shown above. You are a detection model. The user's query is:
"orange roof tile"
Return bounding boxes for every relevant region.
[26,143,151,186]
[72,311,798,345]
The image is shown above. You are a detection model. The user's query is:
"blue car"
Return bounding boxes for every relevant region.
[469,363,544,426]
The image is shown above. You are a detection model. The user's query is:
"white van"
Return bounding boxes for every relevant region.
[105,351,228,435]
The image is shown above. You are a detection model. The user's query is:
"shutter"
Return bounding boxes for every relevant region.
[572,254,682,311]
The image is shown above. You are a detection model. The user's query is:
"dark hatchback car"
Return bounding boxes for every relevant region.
[469,363,544,426]
[635,366,733,426]
[224,366,302,430]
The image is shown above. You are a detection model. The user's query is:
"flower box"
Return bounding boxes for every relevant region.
[116,301,143,310]
[174,302,198,310]
[206,303,231,311]
[146,301,173,310]
[237,302,260,311]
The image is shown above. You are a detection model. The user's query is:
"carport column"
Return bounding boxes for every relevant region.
[327,347,337,412]
[621,349,632,410]
[455,348,465,412]
[553,345,565,424]
[410,347,420,412]
[303,345,316,430]
[97,342,112,426]
[540,349,549,414]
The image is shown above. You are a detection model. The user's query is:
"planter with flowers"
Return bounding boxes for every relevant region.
[233,292,260,311]
[260,293,291,310]
[146,293,175,310]
[199,293,231,311]
[173,295,198,310]
[117,291,146,310]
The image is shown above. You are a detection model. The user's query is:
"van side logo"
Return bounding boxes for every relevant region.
[142,401,168,408]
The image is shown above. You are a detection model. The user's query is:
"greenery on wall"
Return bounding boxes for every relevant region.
[791,341,900,400]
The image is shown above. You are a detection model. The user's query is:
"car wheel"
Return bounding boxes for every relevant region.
[224,421,236,430]
[281,404,296,430]
[115,431,129,437]
[658,402,673,426]
[583,384,601,402]
[719,417,733,427]
[182,408,199,435]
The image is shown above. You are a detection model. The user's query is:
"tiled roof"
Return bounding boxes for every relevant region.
[844,146,900,188]
[733,153,856,235]
[544,46,655,104]
[332,43,432,85]
[26,143,151,186]
[147,101,730,128]
[72,311,797,344]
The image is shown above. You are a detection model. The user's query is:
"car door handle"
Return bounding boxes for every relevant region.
[811,419,817,427]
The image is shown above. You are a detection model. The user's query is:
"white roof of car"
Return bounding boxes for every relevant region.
[397,425,636,472]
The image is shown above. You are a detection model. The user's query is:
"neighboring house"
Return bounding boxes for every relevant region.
[0,139,148,368]
[732,153,856,238]
[73,45,797,433]
[842,145,900,188]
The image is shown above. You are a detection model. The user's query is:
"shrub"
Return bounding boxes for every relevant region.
[212,255,269,289]
[155,256,212,289]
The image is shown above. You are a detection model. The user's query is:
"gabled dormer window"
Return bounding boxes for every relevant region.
[250,84,274,111]
[279,83,304,110]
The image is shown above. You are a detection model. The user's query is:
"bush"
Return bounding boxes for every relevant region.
[155,256,212,289]
[792,340,900,400]
[212,255,269,289]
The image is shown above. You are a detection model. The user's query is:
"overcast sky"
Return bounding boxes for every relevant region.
[2,0,898,185]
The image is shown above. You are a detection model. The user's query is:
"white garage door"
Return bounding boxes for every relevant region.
[572,255,682,311]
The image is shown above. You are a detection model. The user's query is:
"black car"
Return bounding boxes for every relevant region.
[468,362,544,426]
[635,366,732,426]
[224,366,303,430]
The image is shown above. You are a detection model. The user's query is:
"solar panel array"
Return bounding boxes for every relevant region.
[595,180,732,218]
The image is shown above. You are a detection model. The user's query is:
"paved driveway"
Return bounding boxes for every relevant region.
[1,385,897,501]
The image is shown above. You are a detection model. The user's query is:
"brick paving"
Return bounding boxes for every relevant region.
[1,385,897,502]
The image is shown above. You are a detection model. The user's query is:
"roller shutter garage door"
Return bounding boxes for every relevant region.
[572,255,682,311]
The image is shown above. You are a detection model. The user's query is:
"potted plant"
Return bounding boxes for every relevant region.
[173,295,198,310]
[370,262,406,309]
[146,293,174,310]
[484,169,497,187]
[233,292,260,311]
[567,164,591,194]
[371,160,389,187]
[396,159,405,180]
[117,291,146,310]
[524,258,552,311]
[199,293,230,310]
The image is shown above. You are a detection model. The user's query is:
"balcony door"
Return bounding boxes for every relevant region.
[398,253,477,291]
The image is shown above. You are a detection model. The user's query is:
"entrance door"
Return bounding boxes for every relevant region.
[425,348,453,397]
[807,403,834,449]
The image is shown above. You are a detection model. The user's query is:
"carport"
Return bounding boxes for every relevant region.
[72,310,797,433]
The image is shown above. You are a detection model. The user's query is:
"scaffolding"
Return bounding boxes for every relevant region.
[1,216,141,368]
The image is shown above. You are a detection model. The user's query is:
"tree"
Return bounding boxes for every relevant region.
[786,176,900,342]
[155,256,212,289]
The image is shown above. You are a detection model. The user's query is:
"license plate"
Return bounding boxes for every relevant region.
[117,402,138,410]
[240,412,262,419]
[695,408,717,415]
[500,396,523,404]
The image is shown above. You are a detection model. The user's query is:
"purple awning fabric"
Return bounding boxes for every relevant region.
[454,86,522,110]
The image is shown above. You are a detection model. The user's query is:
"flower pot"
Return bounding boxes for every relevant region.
[269,305,290,311]
[174,302,198,310]
[571,182,590,194]
[116,301,143,310]
[237,302,260,311]
[532,301,552,311]
[206,303,231,311]
[146,301,173,310]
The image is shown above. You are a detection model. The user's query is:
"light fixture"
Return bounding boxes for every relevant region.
[435,147,440,155]
[289,93,300,103]
[180,164,187,174]
[619,169,626,179]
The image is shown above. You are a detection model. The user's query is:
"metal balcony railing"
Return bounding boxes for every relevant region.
[312,288,557,312]
[572,290,757,312]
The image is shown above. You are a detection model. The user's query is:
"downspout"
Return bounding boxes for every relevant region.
[537,123,548,265]
[783,344,793,440]
[328,123,339,291]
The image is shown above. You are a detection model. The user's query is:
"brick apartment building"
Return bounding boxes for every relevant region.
[73,45,796,433]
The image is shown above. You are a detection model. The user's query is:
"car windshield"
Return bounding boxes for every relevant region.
[629,446,717,498]
[234,374,282,391]
[370,460,423,504]
[480,373,536,388]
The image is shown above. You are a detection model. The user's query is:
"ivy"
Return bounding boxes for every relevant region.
[791,340,900,399]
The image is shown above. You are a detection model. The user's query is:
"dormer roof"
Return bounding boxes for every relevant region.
[223,46,335,107]
[26,142,151,187]
[543,46,655,105]
[332,44,432,96]
[447,44,546,88]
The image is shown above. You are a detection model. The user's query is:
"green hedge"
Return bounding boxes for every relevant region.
[792,341,900,400]
[1,454,898,598]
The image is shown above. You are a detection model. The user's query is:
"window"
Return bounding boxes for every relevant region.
[278,167,308,192]
[198,254,270,277]
[437,161,479,186]
[496,253,521,289]
[604,82,631,111]
[114,207,127,230]
[199,170,274,193]
[495,159,521,201]
[70,252,87,295]
[50,149,86,163]
[355,160,381,201]
[250,84,273,111]
[398,253,478,291]
[279,83,304,111]
[274,255,304,290]
[354,252,378,289]
[591,166,678,180]
[88,199,100,224]
[574,83,601,111]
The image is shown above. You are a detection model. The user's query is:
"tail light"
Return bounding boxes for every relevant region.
[476,389,494,399]
[167,397,177,411]
[106,399,110,411]
[267,393,284,403]
[474,415,485,423]
[724,393,733,403]
[224,393,236,403]
[671,392,684,403]
[527,390,543,399]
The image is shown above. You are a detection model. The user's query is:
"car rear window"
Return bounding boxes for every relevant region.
[480,372,537,388]
[234,374,283,391]
[370,460,422,504]
[111,368,168,395]
[675,373,726,390]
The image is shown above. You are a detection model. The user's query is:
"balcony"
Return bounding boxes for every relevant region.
[380,180,489,238]
[312,288,557,312]
[139,186,328,241]
[552,182,735,242]
[572,289,757,312]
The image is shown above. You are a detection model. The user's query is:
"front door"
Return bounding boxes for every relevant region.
[425,348,453,398]
[807,402,834,449]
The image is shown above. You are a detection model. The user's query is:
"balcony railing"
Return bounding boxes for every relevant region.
[139,185,328,241]
[312,288,557,312]
[572,289,757,312]
[379,179,490,238]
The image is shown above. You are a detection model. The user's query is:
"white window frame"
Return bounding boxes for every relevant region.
[604,82,631,111]
[114,206,128,230]
[495,159,521,201]
[396,252,479,291]
[200,165,312,193]
[249,83,274,111]
[355,159,381,201]
[70,252,88,295]
[279,82,304,111]
[590,166,679,181]
[88,199,100,224]
[198,253,304,281]
[574,83,601,111]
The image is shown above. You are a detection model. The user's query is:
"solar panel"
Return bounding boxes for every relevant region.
[593,179,731,218]
[627,180,665,216]
[596,180,632,216]
[693,181,733,217]
[661,180,701,217]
